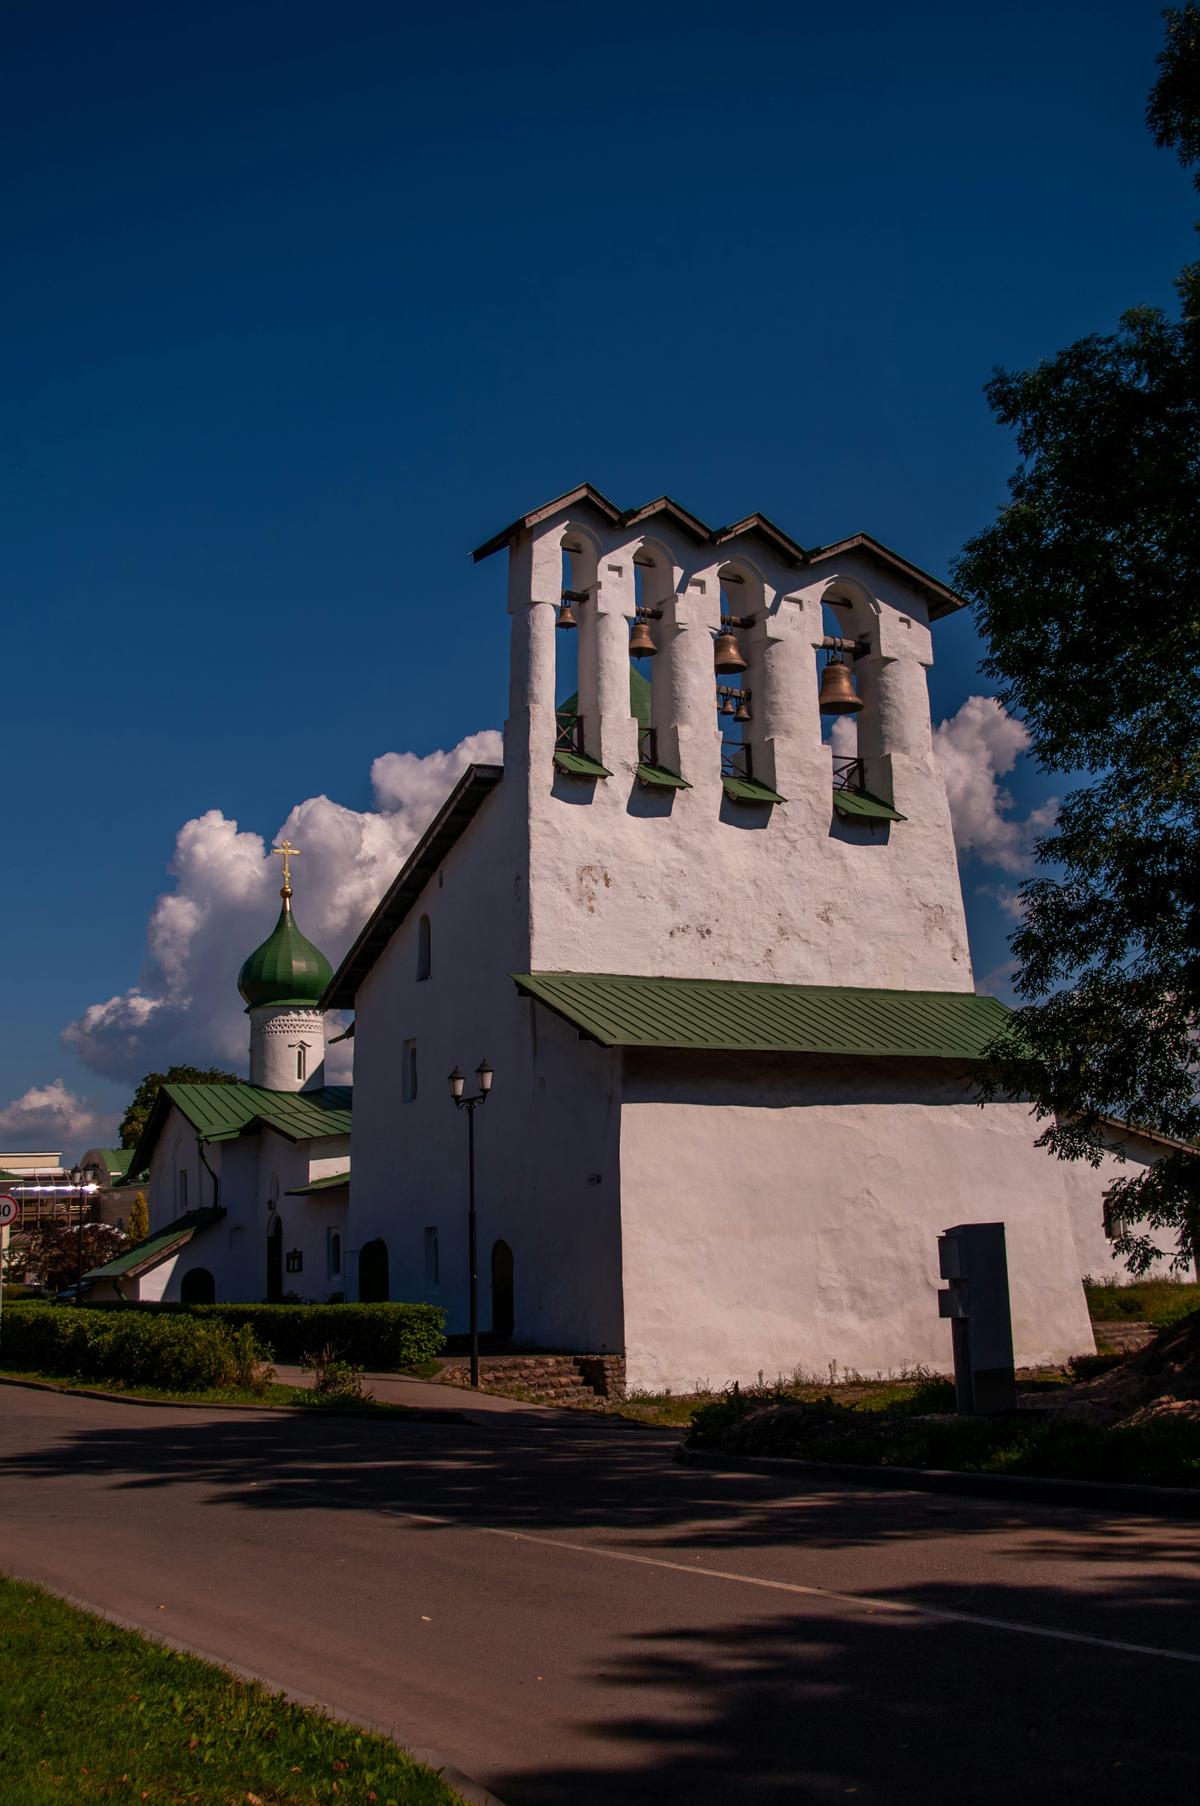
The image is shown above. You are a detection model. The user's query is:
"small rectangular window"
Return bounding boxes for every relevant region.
[424,1226,439,1289]
[178,1169,188,1210]
[327,1228,342,1278]
[296,1042,307,1082]
[402,1037,418,1102]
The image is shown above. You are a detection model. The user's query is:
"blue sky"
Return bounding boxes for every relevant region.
[4,0,1193,1148]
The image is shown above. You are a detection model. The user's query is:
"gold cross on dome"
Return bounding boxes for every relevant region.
[273,840,301,894]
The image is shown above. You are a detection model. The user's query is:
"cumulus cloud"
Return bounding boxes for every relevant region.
[932,696,1055,874]
[0,1080,113,1150]
[832,694,1052,874]
[63,730,502,1084]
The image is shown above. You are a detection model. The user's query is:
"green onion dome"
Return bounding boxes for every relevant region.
[237,893,332,1011]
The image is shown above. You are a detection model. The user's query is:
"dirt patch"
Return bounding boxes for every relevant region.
[1038,1312,1200,1425]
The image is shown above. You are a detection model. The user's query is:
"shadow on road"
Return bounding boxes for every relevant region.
[7,1402,1200,1805]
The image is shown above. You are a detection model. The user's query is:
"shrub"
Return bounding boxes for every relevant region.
[301,1343,365,1402]
[138,1302,445,1369]
[687,1388,1200,1488]
[0,1304,271,1394]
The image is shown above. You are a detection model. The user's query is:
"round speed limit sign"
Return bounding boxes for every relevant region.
[0,1196,18,1228]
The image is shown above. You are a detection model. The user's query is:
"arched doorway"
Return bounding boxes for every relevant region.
[491,1239,514,1341]
[359,1237,389,1303]
[266,1216,283,1302]
[180,1267,215,1305]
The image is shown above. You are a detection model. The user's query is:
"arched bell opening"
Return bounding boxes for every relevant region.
[715,560,764,786]
[818,579,878,794]
[630,540,674,769]
[554,527,598,760]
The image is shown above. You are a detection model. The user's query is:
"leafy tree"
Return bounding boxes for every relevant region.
[119,1066,239,1151]
[126,1190,150,1244]
[953,8,1200,1270]
[20,1221,125,1294]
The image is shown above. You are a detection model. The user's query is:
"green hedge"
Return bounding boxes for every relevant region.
[0,1305,265,1393]
[75,1301,445,1370]
[182,1303,445,1368]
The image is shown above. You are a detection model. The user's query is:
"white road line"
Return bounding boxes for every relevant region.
[388,1509,1200,1667]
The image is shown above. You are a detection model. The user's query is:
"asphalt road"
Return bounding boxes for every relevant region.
[2,1383,1198,1805]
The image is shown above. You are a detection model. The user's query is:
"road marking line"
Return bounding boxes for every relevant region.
[387,1510,1200,1667]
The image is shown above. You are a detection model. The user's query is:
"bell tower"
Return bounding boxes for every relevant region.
[485,485,972,995]
[237,842,333,1092]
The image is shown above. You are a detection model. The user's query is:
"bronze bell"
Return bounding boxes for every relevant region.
[629,617,658,658]
[714,628,748,675]
[818,654,864,715]
[735,696,752,723]
[720,694,736,715]
[557,601,578,631]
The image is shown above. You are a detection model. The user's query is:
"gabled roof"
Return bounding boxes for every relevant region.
[713,512,808,565]
[83,1208,223,1281]
[471,483,624,562]
[130,1081,352,1176]
[470,487,965,616]
[512,972,1009,1059]
[323,762,503,1008]
[806,533,964,620]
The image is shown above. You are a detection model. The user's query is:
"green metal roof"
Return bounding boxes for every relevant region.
[165,1082,352,1144]
[94,1148,136,1178]
[512,972,1010,1058]
[285,1170,351,1196]
[127,1081,352,1180]
[833,789,907,823]
[238,897,333,1010]
[84,1209,221,1281]
[723,775,786,805]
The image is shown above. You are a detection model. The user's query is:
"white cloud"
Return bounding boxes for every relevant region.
[0,1080,112,1151]
[63,730,502,1083]
[932,696,1055,874]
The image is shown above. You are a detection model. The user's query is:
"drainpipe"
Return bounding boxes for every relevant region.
[197,1138,221,1214]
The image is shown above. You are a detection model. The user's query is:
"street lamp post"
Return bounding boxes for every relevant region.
[446,1059,494,1388]
[70,1165,93,1306]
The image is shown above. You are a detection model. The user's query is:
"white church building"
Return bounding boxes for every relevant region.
[87,484,1186,1384]
[86,846,355,1305]
[324,483,1175,1392]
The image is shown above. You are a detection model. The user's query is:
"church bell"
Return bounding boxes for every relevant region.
[735,696,752,723]
[557,601,578,631]
[713,628,748,675]
[629,617,658,657]
[818,653,864,715]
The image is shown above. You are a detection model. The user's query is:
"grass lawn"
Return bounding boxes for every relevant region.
[1084,1279,1200,1326]
[0,1575,462,1805]
[610,1374,952,1428]
[0,1370,449,1417]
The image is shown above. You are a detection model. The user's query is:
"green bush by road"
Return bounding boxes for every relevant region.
[687,1388,1200,1488]
[0,1306,269,1394]
[78,1301,445,1370]
[0,1575,462,1805]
